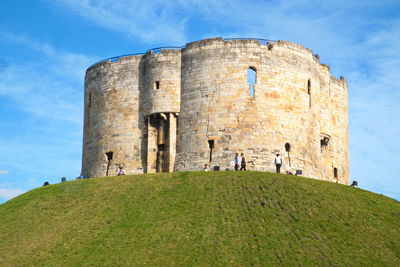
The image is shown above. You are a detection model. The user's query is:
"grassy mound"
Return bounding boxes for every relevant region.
[0,171,399,266]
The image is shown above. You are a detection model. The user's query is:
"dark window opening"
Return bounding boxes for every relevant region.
[320,134,330,153]
[105,151,113,161]
[321,138,329,151]
[105,151,113,176]
[208,140,215,149]
[155,81,160,89]
[88,92,92,108]
[208,140,214,163]
[284,143,291,152]
[158,144,166,151]
[247,67,256,98]
[307,79,311,108]
[285,143,291,167]
[334,167,338,179]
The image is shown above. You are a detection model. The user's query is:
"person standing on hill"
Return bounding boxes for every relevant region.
[204,164,210,171]
[117,166,126,176]
[275,154,282,173]
[240,153,247,171]
[234,153,241,171]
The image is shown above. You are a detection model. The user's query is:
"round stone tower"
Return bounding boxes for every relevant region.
[81,37,349,184]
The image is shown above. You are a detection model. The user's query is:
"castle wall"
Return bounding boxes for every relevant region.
[140,50,181,173]
[175,38,329,180]
[141,50,181,116]
[319,66,349,183]
[81,37,349,184]
[82,55,144,178]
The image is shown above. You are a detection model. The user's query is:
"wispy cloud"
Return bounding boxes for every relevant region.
[0,31,96,124]
[51,0,188,44]
[0,188,24,200]
[0,170,9,176]
[0,31,91,195]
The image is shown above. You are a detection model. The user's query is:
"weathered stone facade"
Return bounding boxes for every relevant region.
[81,37,349,184]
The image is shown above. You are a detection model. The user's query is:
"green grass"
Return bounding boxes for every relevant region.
[0,171,399,266]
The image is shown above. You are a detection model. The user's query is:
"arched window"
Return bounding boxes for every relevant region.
[307,79,311,108]
[247,67,256,97]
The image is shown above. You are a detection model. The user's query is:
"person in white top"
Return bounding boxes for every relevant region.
[274,154,282,173]
[234,153,242,171]
[204,164,210,171]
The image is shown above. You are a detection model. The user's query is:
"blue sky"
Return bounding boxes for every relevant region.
[0,0,399,202]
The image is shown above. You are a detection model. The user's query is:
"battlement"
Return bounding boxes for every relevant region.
[81,37,349,184]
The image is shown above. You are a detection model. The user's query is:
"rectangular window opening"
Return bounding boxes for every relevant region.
[105,151,113,176]
[333,167,338,178]
[247,67,256,98]
[155,81,160,89]
[208,140,214,149]
[88,92,92,108]
[105,151,113,161]
[208,140,214,163]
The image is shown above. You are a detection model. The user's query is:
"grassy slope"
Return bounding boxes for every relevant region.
[0,171,399,266]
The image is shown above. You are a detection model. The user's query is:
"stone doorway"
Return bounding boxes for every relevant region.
[146,113,178,173]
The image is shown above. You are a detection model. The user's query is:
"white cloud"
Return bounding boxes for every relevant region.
[0,188,24,200]
[0,31,95,82]
[0,31,96,124]
[0,32,89,193]
[51,0,188,43]
[0,170,9,176]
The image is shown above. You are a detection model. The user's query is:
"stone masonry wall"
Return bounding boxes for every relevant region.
[141,50,181,116]
[82,55,145,178]
[82,37,349,184]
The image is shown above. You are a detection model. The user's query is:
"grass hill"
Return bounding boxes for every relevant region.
[0,171,399,266]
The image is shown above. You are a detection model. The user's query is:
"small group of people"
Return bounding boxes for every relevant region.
[204,153,284,173]
[203,152,247,171]
[234,153,247,171]
[236,152,283,173]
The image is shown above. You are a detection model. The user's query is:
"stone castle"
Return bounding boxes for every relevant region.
[81,37,349,184]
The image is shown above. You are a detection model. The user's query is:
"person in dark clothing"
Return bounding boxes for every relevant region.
[240,153,246,171]
[275,154,282,173]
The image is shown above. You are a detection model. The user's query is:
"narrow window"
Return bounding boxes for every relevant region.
[321,137,329,152]
[285,143,291,167]
[307,79,311,108]
[247,67,256,97]
[105,151,113,161]
[155,81,160,89]
[333,167,338,179]
[105,151,113,176]
[208,140,215,163]
[88,92,92,108]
